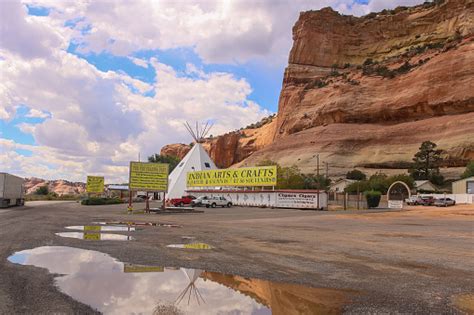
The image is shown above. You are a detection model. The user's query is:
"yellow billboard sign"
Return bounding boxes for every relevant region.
[187,165,277,187]
[129,162,169,191]
[86,176,104,193]
[123,264,164,273]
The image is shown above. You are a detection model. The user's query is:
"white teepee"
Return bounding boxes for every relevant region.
[167,122,217,199]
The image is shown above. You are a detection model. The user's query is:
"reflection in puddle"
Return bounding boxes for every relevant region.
[452,293,474,314]
[93,221,182,228]
[167,243,213,249]
[56,232,134,241]
[8,246,354,314]
[65,225,136,232]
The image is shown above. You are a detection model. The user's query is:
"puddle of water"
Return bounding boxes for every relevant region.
[55,232,134,241]
[65,225,136,232]
[8,246,353,314]
[452,293,474,314]
[167,243,213,249]
[93,221,181,228]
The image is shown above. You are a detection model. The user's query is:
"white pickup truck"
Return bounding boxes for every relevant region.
[0,173,25,208]
[201,196,232,208]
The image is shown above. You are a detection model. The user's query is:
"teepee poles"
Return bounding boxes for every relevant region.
[183,121,213,143]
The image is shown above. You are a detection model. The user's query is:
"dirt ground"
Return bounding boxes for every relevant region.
[0,201,473,314]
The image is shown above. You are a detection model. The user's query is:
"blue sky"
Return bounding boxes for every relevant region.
[0,0,425,181]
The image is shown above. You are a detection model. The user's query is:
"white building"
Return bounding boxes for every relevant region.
[414,180,438,192]
[329,179,356,192]
[452,176,474,194]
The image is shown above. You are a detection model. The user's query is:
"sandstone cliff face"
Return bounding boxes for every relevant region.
[162,0,474,177]
[202,271,354,315]
[277,0,474,137]
[160,143,191,160]
[24,178,86,195]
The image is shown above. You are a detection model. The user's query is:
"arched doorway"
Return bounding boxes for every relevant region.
[387,181,411,209]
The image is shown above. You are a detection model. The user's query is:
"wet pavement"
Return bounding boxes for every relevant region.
[8,246,352,314]
[0,201,473,314]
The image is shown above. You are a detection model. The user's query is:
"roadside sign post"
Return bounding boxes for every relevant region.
[86,176,104,194]
[128,162,169,213]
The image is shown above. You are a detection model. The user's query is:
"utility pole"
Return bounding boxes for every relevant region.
[316,154,320,210]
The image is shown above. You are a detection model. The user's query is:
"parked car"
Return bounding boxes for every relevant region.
[405,196,424,205]
[434,197,456,207]
[201,196,232,208]
[419,196,435,206]
[133,195,149,202]
[170,195,196,207]
[191,196,209,207]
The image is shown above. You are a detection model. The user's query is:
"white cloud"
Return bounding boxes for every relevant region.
[25,108,49,118]
[0,2,268,182]
[20,0,426,65]
[128,57,149,68]
[0,0,65,59]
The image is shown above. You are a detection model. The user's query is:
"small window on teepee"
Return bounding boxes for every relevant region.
[204,162,210,168]
[179,162,184,167]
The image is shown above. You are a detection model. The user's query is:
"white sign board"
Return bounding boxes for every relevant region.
[388,200,403,209]
[276,192,323,209]
[187,190,328,209]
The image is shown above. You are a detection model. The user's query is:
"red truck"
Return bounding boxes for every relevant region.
[169,195,196,207]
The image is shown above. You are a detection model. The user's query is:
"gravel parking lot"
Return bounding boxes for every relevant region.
[0,201,473,314]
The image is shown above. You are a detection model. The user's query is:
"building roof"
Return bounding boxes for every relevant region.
[452,176,474,183]
[330,178,356,186]
[414,180,430,187]
[107,185,129,191]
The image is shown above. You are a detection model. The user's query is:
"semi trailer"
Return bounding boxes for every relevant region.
[0,173,25,208]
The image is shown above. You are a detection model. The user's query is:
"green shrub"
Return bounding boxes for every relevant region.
[346,169,367,180]
[363,58,374,66]
[364,190,382,208]
[81,197,122,206]
[36,185,49,195]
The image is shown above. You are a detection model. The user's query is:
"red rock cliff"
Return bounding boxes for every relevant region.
[163,0,474,177]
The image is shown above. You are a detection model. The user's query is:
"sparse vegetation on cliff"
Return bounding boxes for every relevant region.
[243,114,276,130]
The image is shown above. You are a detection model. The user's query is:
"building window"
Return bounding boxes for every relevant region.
[204,162,211,168]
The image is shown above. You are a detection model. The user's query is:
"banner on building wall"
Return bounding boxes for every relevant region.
[186,165,277,187]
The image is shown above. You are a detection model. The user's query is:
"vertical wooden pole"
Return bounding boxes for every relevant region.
[357,182,360,210]
[162,190,166,210]
[317,154,320,210]
[145,192,150,213]
[128,190,132,214]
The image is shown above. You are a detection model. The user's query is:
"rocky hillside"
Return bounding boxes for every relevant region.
[24,178,86,195]
[161,115,276,168]
[162,0,474,177]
